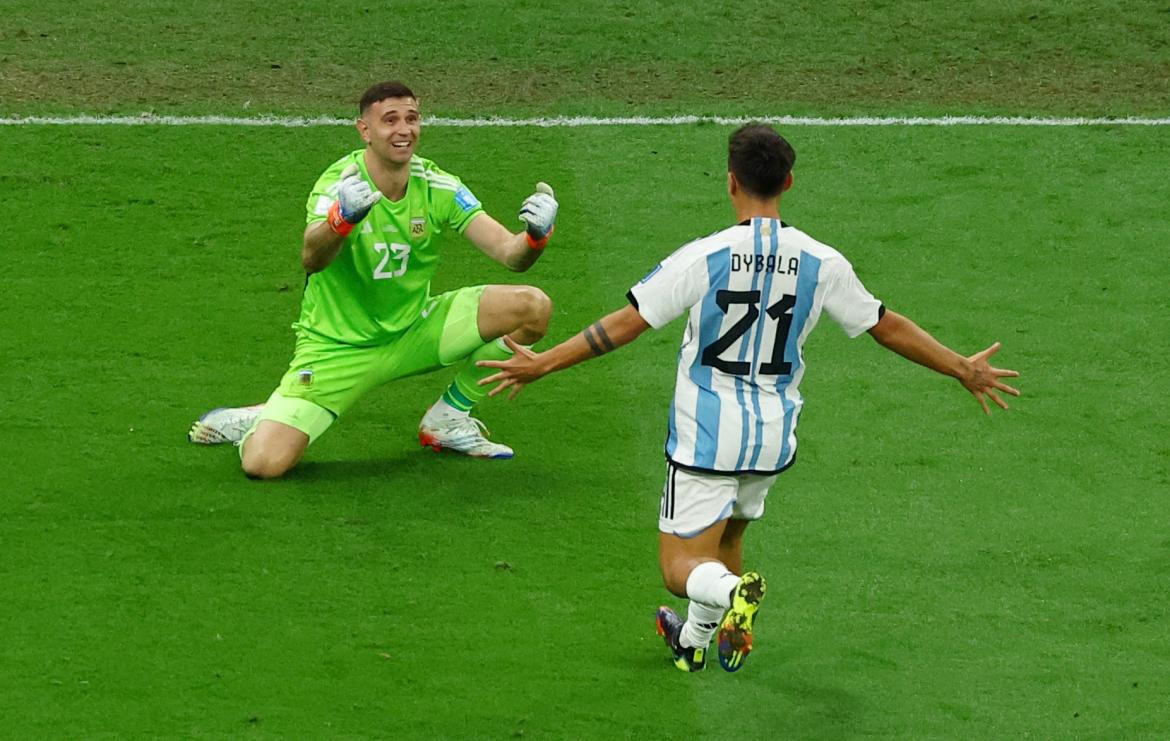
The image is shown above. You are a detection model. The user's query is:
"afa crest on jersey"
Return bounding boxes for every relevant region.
[410,218,426,237]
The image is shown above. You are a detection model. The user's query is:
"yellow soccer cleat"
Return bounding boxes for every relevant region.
[717,572,766,672]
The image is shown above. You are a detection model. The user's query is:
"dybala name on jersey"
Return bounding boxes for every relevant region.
[730,252,800,275]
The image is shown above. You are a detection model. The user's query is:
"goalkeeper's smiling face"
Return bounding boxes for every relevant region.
[358,96,421,166]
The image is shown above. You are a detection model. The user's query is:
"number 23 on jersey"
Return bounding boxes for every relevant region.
[372,242,411,279]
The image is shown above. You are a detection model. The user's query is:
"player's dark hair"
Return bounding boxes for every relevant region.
[728,124,796,199]
[359,81,417,114]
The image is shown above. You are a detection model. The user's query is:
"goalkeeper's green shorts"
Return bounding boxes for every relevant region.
[255,285,488,442]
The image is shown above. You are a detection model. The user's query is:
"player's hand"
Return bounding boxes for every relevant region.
[477,335,548,400]
[328,163,383,235]
[959,342,1020,414]
[518,182,558,248]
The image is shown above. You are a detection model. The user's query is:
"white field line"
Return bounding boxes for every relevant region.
[1,114,1169,127]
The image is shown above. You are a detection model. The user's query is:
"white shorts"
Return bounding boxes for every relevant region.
[658,463,779,538]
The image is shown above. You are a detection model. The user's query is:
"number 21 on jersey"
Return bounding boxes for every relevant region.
[701,290,796,377]
[372,242,411,279]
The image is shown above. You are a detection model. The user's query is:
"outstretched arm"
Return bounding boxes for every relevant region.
[867,309,1021,414]
[463,182,559,272]
[463,214,542,272]
[478,304,652,399]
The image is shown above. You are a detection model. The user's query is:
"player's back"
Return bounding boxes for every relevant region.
[630,217,882,474]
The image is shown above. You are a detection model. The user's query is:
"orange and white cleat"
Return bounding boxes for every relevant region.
[418,415,514,459]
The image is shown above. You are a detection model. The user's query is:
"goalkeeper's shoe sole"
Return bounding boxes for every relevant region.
[717,572,766,672]
[655,606,706,672]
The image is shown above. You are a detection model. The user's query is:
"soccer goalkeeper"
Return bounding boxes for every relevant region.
[189,81,559,478]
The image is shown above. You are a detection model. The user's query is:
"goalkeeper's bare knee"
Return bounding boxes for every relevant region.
[240,421,308,479]
[241,451,295,480]
[478,284,553,345]
[511,285,552,342]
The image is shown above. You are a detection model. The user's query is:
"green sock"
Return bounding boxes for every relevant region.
[443,337,517,411]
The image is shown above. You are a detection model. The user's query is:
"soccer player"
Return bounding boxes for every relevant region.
[188,81,560,478]
[477,123,1021,673]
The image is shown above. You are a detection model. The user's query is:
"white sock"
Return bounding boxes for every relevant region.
[685,561,740,609]
[425,397,469,423]
[679,601,725,649]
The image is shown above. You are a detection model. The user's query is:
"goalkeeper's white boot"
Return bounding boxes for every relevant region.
[188,405,264,445]
[418,409,514,460]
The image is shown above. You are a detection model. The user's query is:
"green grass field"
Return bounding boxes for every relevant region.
[3,2,1169,738]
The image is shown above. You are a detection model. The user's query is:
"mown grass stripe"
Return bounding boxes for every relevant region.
[2,114,1169,127]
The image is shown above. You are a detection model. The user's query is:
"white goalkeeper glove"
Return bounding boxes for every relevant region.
[518,182,558,249]
[327,163,383,236]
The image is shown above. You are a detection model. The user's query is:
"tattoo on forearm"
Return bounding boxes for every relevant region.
[593,322,616,351]
[582,322,616,356]
[582,327,603,355]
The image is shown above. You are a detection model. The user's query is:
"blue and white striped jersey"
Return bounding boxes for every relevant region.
[627,218,882,475]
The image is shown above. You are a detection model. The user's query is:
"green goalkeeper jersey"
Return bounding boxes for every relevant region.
[298,151,485,345]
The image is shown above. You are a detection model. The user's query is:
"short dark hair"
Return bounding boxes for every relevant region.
[728,124,796,199]
[359,81,417,115]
